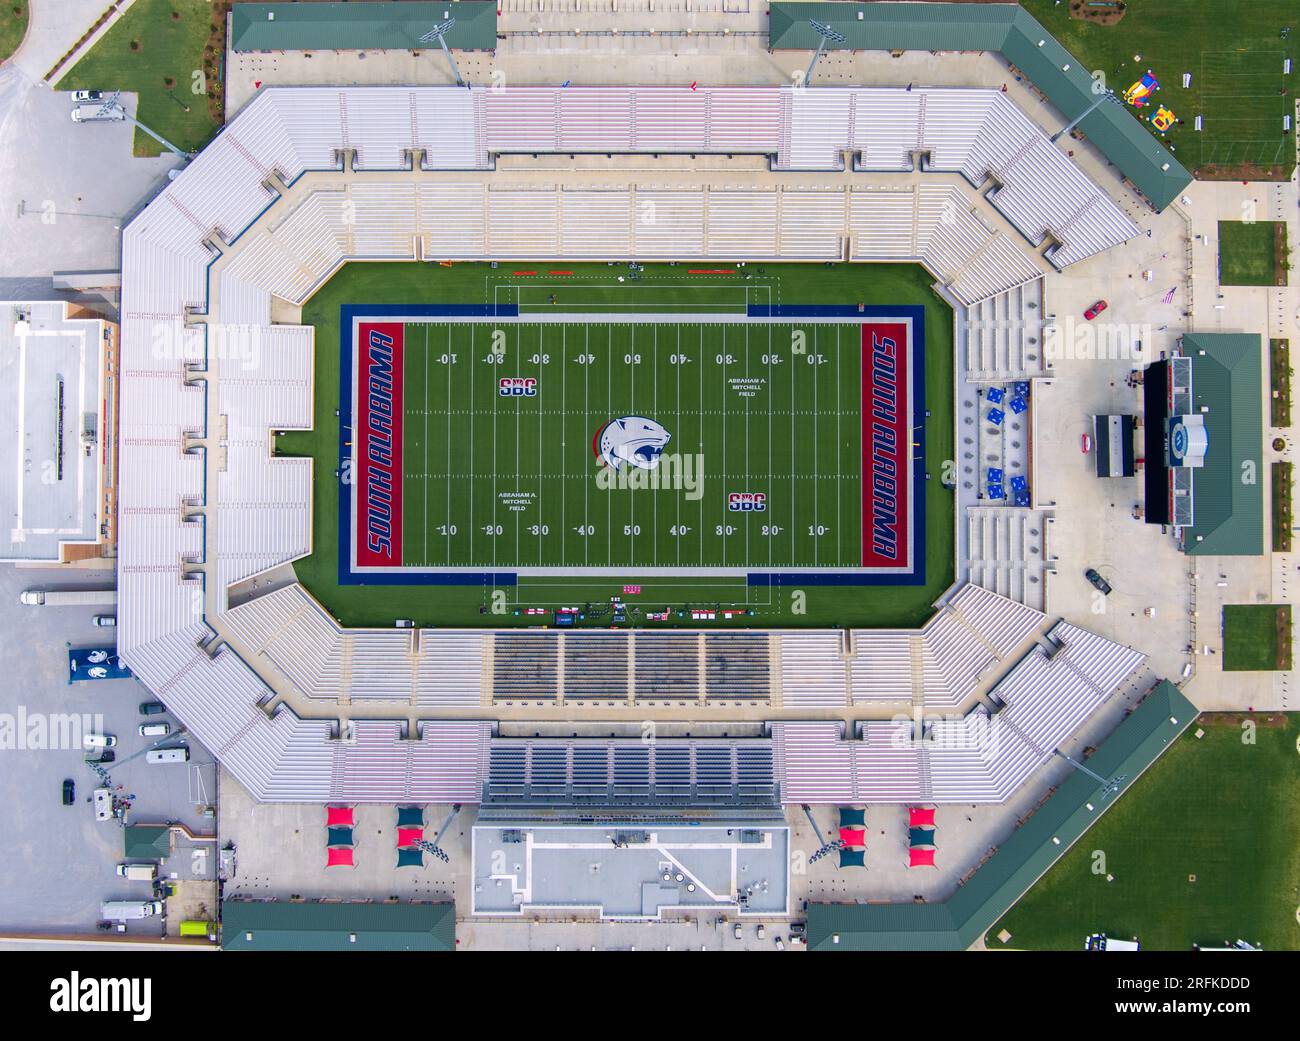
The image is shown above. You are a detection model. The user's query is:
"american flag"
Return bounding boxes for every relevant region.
[1162,286,1177,304]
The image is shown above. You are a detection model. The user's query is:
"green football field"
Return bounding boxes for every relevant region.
[281,261,954,629]
[392,318,896,573]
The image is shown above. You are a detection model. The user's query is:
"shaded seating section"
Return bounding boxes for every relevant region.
[909,827,936,847]
[326,806,354,828]
[839,807,866,828]
[327,826,354,847]
[908,847,937,868]
[908,806,936,828]
[839,848,866,869]
[839,827,867,848]
[326,847,355,868]
[396,806,426,867]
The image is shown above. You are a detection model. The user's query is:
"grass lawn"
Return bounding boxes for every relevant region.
[1023,0,1297,179]
[1218,220,1286,286]
[55,0,224,157]
[0,1,28,64]
[279,261,956,630]
[989,712,1300,951]
[1222,603,1292,671]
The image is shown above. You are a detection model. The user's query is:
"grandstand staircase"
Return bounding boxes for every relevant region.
[908,636,926,709]
[338,633,353,707]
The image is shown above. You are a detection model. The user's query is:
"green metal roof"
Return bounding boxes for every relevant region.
[768,2,1190,210]
[1182,333,1265,556]
[230,2,497,53]
[807,680,1198,951]
[221,900,455,952]
[123,825,170,860]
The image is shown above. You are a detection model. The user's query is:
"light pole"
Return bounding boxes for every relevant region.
[1051,88,1120,143]
[1053,748,1127,799]
[93,92,189,158]
[420,19,465,88]
[804,19,846,88]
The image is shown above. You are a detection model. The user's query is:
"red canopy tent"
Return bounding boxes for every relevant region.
[838,827,867,848]
[326,847,355,868]
[397,827,424,848]
[326,806,354,827]
[908,847,937,868]
[908,806,936,828]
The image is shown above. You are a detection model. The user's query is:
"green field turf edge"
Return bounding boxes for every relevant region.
[1023,0,1297,178]
[278,261,956,629]
[1222,603,1292,671]
[988,712,1300,951]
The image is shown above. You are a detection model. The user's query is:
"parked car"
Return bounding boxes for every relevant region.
[92,614,116,627]
[139,722,171,738]
[1084,300,1108,321]
[139,701,167,715]
[1085,568,1113,595]
[83,733,116,750]
[71,104,124,123]
[62,779,75,805]
[1080,433,1093,454]
[73,90,103,103]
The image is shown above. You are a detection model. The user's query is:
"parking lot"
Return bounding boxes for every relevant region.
[0,563,215,934]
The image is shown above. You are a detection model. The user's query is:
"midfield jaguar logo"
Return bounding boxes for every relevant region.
[594,416,672,471]
[593,416,704,500]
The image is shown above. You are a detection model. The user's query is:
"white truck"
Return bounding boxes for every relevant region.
[116,863,158,882]
[100,900,163,921]
[19,589,117,607]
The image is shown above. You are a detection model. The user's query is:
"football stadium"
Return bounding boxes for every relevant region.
[95,1,1289,949]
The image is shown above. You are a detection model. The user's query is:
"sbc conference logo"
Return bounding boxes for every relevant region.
[498,376,538,396]
[728,492,766,512]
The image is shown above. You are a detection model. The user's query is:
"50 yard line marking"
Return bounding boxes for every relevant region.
[835,323,842,568]
[537,325,544,567]
[561,324,567,569]
[675,324,682,568]
[423,323,430,565]
[653,324,658,569]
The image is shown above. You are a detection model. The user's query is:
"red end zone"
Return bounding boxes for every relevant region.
[861,322,910,568]
[356,321,404,567]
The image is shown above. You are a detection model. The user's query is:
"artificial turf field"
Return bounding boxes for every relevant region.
[280,261,954,629]
[379,317,905,573]
[989,713,1300,951]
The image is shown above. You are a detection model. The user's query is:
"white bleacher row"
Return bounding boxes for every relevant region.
[772,620,1146,803]
[776,583,1045,710]
[220,180,1038,309]
[118,615,491,802]
[481,86,783,155]
[222,584,486,709]
[963,280,1046,382]
[784,88,1138,266]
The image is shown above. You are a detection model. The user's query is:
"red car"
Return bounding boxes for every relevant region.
[1084,300,1108,321]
